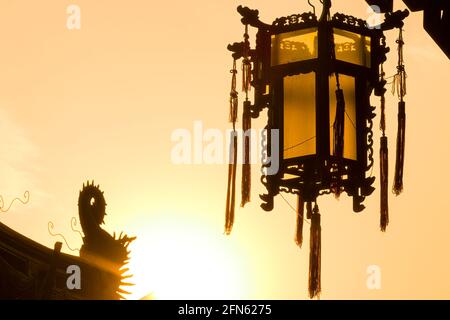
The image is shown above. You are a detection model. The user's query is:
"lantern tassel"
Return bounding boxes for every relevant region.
[309,204,321,299]
[380,95,386,133]
[332,86,345,198]
[225,57,239,234]
[295,195,304,248]
[306,201,312,220]
[380,136,389,231]
[242,59,251,94]
[393,28,406,196]
[242,24,251,94]
[240,24,251,208]
[241,100,251,207]
[229,59,238,123]
[393,101,405,195]
[333,88,345,159]
[225,132,238,235]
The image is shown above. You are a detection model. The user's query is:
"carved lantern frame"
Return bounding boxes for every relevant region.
[228,6,389,212]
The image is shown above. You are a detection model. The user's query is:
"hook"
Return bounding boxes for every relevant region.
[307,0,316,15]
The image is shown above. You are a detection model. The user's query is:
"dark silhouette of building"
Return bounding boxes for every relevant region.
[0,181,135,299]
[366,0,449,59]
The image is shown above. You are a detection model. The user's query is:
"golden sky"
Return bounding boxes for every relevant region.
[1,0,450,299]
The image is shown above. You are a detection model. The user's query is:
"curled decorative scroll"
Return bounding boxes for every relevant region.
[48,221,80,252]
[227,41,245,60]
[237,5,260,26]
[71,217,84,239]
[366,106,376,171]
[279,40,310,54]
[380,10,409,31]
[259,127,275,211]
[319,189,333,196]
[279,186,300,195]
[0,191,30,213]
[335,42,358,54]
[236,5,271,29]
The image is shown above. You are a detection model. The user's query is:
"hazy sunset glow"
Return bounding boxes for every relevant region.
[1,0,450,299]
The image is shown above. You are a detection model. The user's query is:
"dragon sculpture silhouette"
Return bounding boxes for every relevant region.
[0,181,136,299]
[78,181,136,299]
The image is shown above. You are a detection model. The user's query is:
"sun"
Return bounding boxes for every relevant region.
[125,217,249,300]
